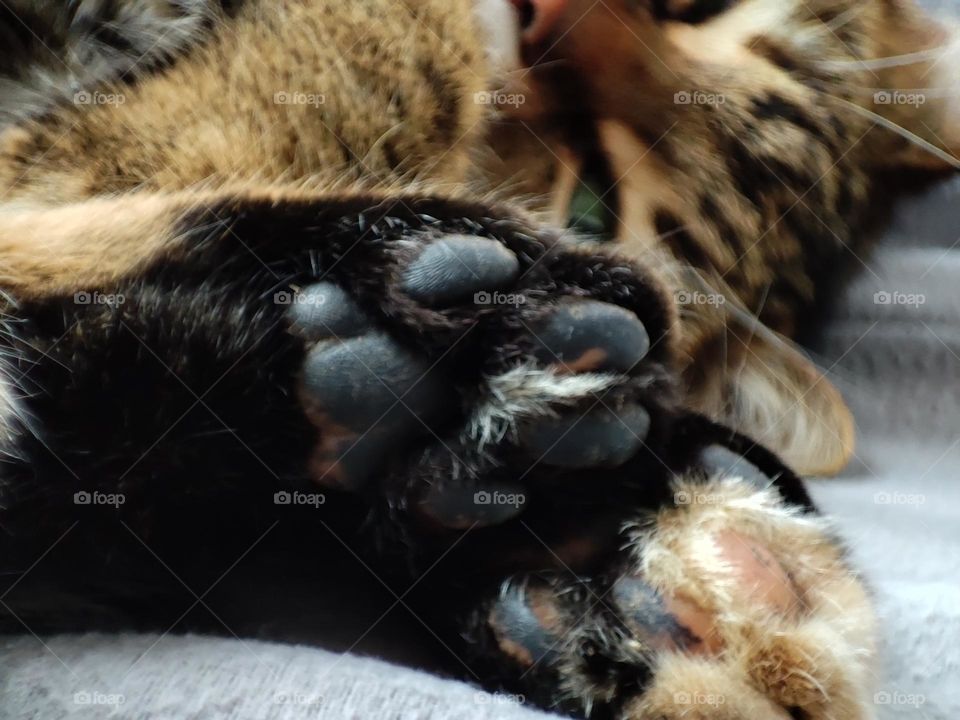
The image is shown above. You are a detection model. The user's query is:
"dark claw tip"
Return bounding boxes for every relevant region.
[401,235,520,306]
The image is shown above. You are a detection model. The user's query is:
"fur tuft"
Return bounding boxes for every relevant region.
[465,365,618,448]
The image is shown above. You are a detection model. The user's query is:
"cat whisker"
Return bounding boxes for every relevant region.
[815,45,954,71]
[832,96,960,170]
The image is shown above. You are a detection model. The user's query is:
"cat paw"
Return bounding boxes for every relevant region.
[467,444,878,720]
[277,207,677,519]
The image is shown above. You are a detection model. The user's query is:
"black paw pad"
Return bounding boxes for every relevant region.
[401,235,520,306]
[488,583,565,669]
[610,576,714,655]
[301,333,448,488]
[287,282,371,340]
[419,481,527,529]
[530,300,650,373]
[520,404,650,468]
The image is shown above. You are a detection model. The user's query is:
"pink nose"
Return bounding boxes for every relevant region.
[510,0,568,45]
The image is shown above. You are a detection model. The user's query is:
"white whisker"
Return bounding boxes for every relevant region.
[816,46,952,71]
[833,96,960,170]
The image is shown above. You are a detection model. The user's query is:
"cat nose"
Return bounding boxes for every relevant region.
[510,0,568,45]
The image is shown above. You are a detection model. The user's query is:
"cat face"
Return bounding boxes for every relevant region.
[477,0,958,474]
[485,0,958,242]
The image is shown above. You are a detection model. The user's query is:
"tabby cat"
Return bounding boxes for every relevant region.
[0,0,956,717]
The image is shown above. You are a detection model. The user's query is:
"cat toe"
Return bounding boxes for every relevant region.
[530,298,651,373]
[487,581,567,669]
[419,479,528,529]
[519,404,650,468]
[286,282,372,339]
[400,234,520,306]
[298,329,449,490]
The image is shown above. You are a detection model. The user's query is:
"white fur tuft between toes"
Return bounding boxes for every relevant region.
[464,364,617,448]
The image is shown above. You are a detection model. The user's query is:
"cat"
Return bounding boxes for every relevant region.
[0,0,955,717]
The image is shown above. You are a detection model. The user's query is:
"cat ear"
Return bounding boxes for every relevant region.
[867,2,960,171]
[690,328,855,477]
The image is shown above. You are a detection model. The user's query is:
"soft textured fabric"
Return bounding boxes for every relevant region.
[0,633,557,720]
[807,176,960,720]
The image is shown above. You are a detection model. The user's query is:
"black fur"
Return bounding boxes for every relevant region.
[0,193,817,716]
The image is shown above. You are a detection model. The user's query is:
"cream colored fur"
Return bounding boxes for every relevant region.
[623,473,877,719]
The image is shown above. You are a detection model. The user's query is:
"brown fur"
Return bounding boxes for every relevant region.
[623,474,877,718]
[0,0,956,476]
